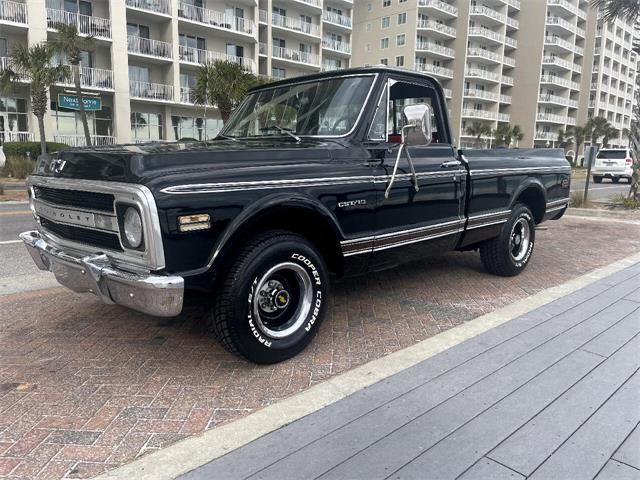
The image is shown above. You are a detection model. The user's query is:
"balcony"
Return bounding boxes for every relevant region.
[540,74,571,88]
[0,57,28,82]
[416,19,456,38]
[498,113,510,122]
[463,89,499,102]
[128,35,173,61]
[288,0,322,12]
[322,10,351,30]
[567,116,577,125]
[53,134,117,147]
[503,56,516,68]
[178,2,254,37]
[506,17,519,30]
[417,0,458,18]
[443,88,452,98]
[462,109,497,120]
[507,0,520,10]
[546,16,575,35]
[469,5,505,24]
[547,0,576,16]
[0,131,32,142]
[322,38,351,55]
[178,45,256,72]
[261,43,320,67]
[538,93,578,108]
[417,41,455,59]
[0,0,27,26]
[130,80,174,102]
[504,36,517,49]
[178,86,213,105]
[465,67,501,83]
[536,112,568,124]
[126,0,171,16]
[414,63,454,79]
[542,55,573,71]
[269,11,320,38]
[466,47,501,64]
[544,35,574,54]
[502,74,514,86]
[535,131,559,141]
[468,27,503,45]
[46,8,111,40]
[57,66,114,90]
[500,94,512,104]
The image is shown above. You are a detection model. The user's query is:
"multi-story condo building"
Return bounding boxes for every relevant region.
[586,11,637,146]
[0,0,352,146]
[353,0,638,150]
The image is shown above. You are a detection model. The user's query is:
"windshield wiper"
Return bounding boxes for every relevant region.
[259,125,301,143]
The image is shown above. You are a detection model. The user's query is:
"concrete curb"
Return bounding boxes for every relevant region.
[566,207,640,222]
[96,251,640,480]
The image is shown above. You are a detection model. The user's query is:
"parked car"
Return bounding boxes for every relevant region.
[591,148,635,183]
[20,67,571,363]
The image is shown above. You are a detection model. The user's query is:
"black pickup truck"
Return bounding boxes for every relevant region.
[21,67,570,363]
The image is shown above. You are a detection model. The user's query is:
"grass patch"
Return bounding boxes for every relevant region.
[610,194,640,210]
[570,191,587,208]
[1,156,36,179]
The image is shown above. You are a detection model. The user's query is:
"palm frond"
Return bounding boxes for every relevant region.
[591,0,640,23]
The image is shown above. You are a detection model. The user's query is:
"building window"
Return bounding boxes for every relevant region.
[131,112,163,141]
[172,116,222,141]
[380,58,388,65]
[381,38,389,49]
[397,34,406,46]
[382,16,390,28]
[382,0,391,7]
[397,13,407,24]
[272,67,286,78]
[51,100,112,139]
[0,96,29,141]
[366,22,372,32]
[396,55,404,67]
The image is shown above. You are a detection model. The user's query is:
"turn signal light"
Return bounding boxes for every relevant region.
[178,213,211,232]
[625,158,633,165]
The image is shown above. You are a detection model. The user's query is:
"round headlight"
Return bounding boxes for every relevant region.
[123,207,143,248]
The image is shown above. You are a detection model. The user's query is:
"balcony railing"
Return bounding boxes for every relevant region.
[542,55,573,70]
[323,10,351,29]
[178,2,254,35]
[465,67,501,82]
[506,17,519,29]
[507,0,520,10]
[546,16,575,34]
[534,131,559,141]
[537,112,567,123]
[498,113,510,122]
[57,66,114,90]
[414,63,454,78]
[464,89,499,102]
[179,86,213,105]
[0,0,27,24]
[0,57,29,82]
[270,11,320,36]
[417,41,455,57]
[540,74,571,88]
[502,75,514,86]
[262,43,319,66]
[130,80,174,101]
[469,5,505,23]
[544,35,573,52]
[416,19,456,37]
[128,35,172,59]
[54,134,116,147]
[548,0,576,15]
[46,8,111,40]
[467,47,501,63]
[538,93,578,108]
[503,56,516,67]
[500,94,512,103]
[462,109,497,120]
[322,38,351,54]
[443,88,452,98]
[468,27,502,43]
[178,45,256,72]
[126,0,171,16]
[418,0,458,17]
[0,131,32,142]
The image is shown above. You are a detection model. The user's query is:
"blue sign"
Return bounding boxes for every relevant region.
[58,94,102,111]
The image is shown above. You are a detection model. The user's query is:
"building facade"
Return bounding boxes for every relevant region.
[353,0,638,149]
[0,0,353,146]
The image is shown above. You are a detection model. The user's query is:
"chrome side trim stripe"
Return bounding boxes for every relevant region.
[466,218,508,230]
[470,166,571,177]
[373,170,466,183]
[466,210,511,231]
[546,204,567,214]
[546,198,570,207]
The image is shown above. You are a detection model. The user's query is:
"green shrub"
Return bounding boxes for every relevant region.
[1,155,36,179]
[2,141,69,158]
[610,194,640,209]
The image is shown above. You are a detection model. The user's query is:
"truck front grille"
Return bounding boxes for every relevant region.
[33,186,115,213]
[40,218,123,252]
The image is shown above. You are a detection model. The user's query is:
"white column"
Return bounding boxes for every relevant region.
[109,1,132,144]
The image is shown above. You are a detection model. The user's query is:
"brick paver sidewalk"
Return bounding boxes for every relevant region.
[181,263,640,480]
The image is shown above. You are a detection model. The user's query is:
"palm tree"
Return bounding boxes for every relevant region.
[48,23,96,147]
[466,122,492,148]
[583,116,615,202]
[193,60,257,125]
[0,43,69,155]
[492,123,511,147]
[573,126,589,165]
[591,0,640,23]
[557,127,574,152]
[511,125,524,147]
[602,125,619,147]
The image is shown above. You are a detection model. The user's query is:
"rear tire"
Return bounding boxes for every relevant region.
[209,230,329,364]
[593,176,603,184]
[480,204,536,277]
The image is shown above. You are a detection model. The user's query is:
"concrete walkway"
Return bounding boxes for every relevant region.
[180,263,640,480]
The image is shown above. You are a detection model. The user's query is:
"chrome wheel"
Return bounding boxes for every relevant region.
[510,217,531,262]
[253,262,313,339]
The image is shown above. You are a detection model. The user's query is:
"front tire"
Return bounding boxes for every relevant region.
[480,204,536,277]
[593,176,603,184]
[612,177,620,184]
[209,231,329,364]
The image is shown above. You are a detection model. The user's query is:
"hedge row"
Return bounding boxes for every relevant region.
[2,142,69,158]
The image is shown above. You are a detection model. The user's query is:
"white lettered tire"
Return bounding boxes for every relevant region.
[209,231,329,364]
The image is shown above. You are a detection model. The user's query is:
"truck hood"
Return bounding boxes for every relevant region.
[34,139,335,189]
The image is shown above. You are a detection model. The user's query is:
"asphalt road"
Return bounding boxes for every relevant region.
[570,178,631,203]
[0,202,39,278]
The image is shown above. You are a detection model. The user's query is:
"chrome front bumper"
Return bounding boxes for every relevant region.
[20,231,184,317]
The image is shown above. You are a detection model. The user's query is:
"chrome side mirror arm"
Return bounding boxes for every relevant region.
[385,124,420,199]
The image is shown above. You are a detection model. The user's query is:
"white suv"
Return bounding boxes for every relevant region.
[591,148,634,184]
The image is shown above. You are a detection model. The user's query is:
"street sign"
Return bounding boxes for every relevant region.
[57,93,102,111]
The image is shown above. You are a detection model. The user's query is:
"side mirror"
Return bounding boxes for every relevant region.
[402,104,433,147]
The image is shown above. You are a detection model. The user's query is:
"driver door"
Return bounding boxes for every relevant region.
[370,77,465,269]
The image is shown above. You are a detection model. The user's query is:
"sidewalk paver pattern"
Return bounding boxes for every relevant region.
[181,264,640,480]
[0,216,639,479]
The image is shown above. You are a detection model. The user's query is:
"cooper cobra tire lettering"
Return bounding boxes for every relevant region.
[247,279,273,347]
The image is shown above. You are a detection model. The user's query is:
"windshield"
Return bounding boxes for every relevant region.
[221,75,375,138]
[597,150,627,159]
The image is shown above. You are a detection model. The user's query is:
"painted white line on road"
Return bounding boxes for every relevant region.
[0,240,22,245]
[97,251,640,480]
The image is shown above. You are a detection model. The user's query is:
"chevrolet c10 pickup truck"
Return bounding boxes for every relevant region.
[21,67,571,363]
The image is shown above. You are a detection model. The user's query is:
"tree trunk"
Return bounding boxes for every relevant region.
[221,109,231,125]
[37,115,47,157]
[74,63,92,147]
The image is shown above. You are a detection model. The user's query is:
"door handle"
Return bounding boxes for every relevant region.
[441,160,462,168]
